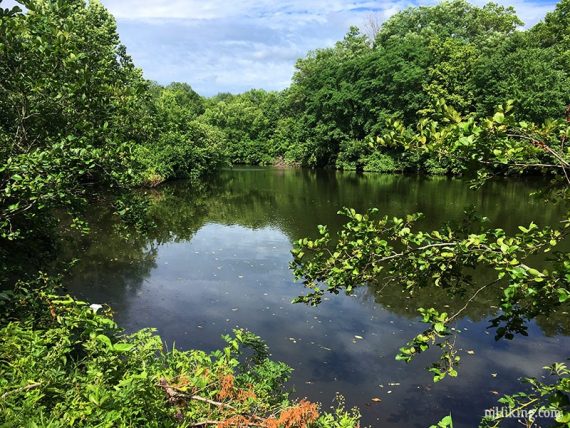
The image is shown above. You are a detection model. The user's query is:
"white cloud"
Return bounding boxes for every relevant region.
[469,0,555,26]
[102,0,417,94]
[103,0,395,20]
[100,0,558,94]
[2,0,559,94]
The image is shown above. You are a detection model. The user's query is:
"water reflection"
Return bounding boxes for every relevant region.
[64,168,570,427]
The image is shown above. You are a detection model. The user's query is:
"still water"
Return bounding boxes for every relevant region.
[64,168,570,427]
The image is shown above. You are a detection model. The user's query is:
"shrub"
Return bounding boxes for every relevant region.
[136,122,227,186]
[0,289,361,427]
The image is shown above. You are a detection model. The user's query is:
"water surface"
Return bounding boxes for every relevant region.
[64,168,570,427]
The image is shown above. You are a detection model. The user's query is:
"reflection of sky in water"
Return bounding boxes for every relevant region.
[70,222,570,427]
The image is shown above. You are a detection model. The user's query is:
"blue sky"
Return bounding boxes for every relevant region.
[5,0,559,95]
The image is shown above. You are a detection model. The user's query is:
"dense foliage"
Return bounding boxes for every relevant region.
[0,1,357,426]
[0,282,360,427]
[0,0,226,246]
[291,82,570,427]
[1,0,569,426]
[196,0,569,171]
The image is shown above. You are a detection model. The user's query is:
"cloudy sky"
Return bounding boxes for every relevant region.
[5,0,559,95]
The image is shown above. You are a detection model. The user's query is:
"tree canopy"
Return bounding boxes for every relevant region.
[1,0,569,426]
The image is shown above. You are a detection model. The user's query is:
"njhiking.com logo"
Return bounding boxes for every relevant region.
[484,407,562,420]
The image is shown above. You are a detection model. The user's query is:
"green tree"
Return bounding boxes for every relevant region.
[0,0,149,241]
[375,0,522,45]
[291,103,570,424]
[200,89,280,165]
[153,82,205,133]
[471,33,570,121]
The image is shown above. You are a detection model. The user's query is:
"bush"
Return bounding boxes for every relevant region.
[136,122,227,186]
[335,139,369,171]
[363,152,401,173]
[0,290,360,427]
[336,139,403,173]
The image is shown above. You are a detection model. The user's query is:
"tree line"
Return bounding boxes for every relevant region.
[196,0,569,172]
[0,1,359,426]
[0,0,569,426]
[3,0,568,245]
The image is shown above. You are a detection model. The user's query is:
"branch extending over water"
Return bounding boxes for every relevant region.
[291,207,570,382]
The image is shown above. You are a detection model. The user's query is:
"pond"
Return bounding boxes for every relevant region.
[63,167,570,427]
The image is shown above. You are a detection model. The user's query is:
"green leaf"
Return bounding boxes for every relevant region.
[113,343,134,352]
[96,334,112,349]
[555,412,570,423]
[434,322,446,333]
[527,268,543,277]
[493,112,505,124]
[557,288,569,303]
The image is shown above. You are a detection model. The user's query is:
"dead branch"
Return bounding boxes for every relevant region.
[1,382,41,400]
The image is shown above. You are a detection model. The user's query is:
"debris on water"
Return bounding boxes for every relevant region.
[238,275,243,278]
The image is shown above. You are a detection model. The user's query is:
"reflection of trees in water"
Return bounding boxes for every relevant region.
[61,182,218,301]
[204,169,567,236]
[357,278,570,337]
[0,232,60,290]
[62,169,569,336]
[62,207,160,301]
[535,307,570,336]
